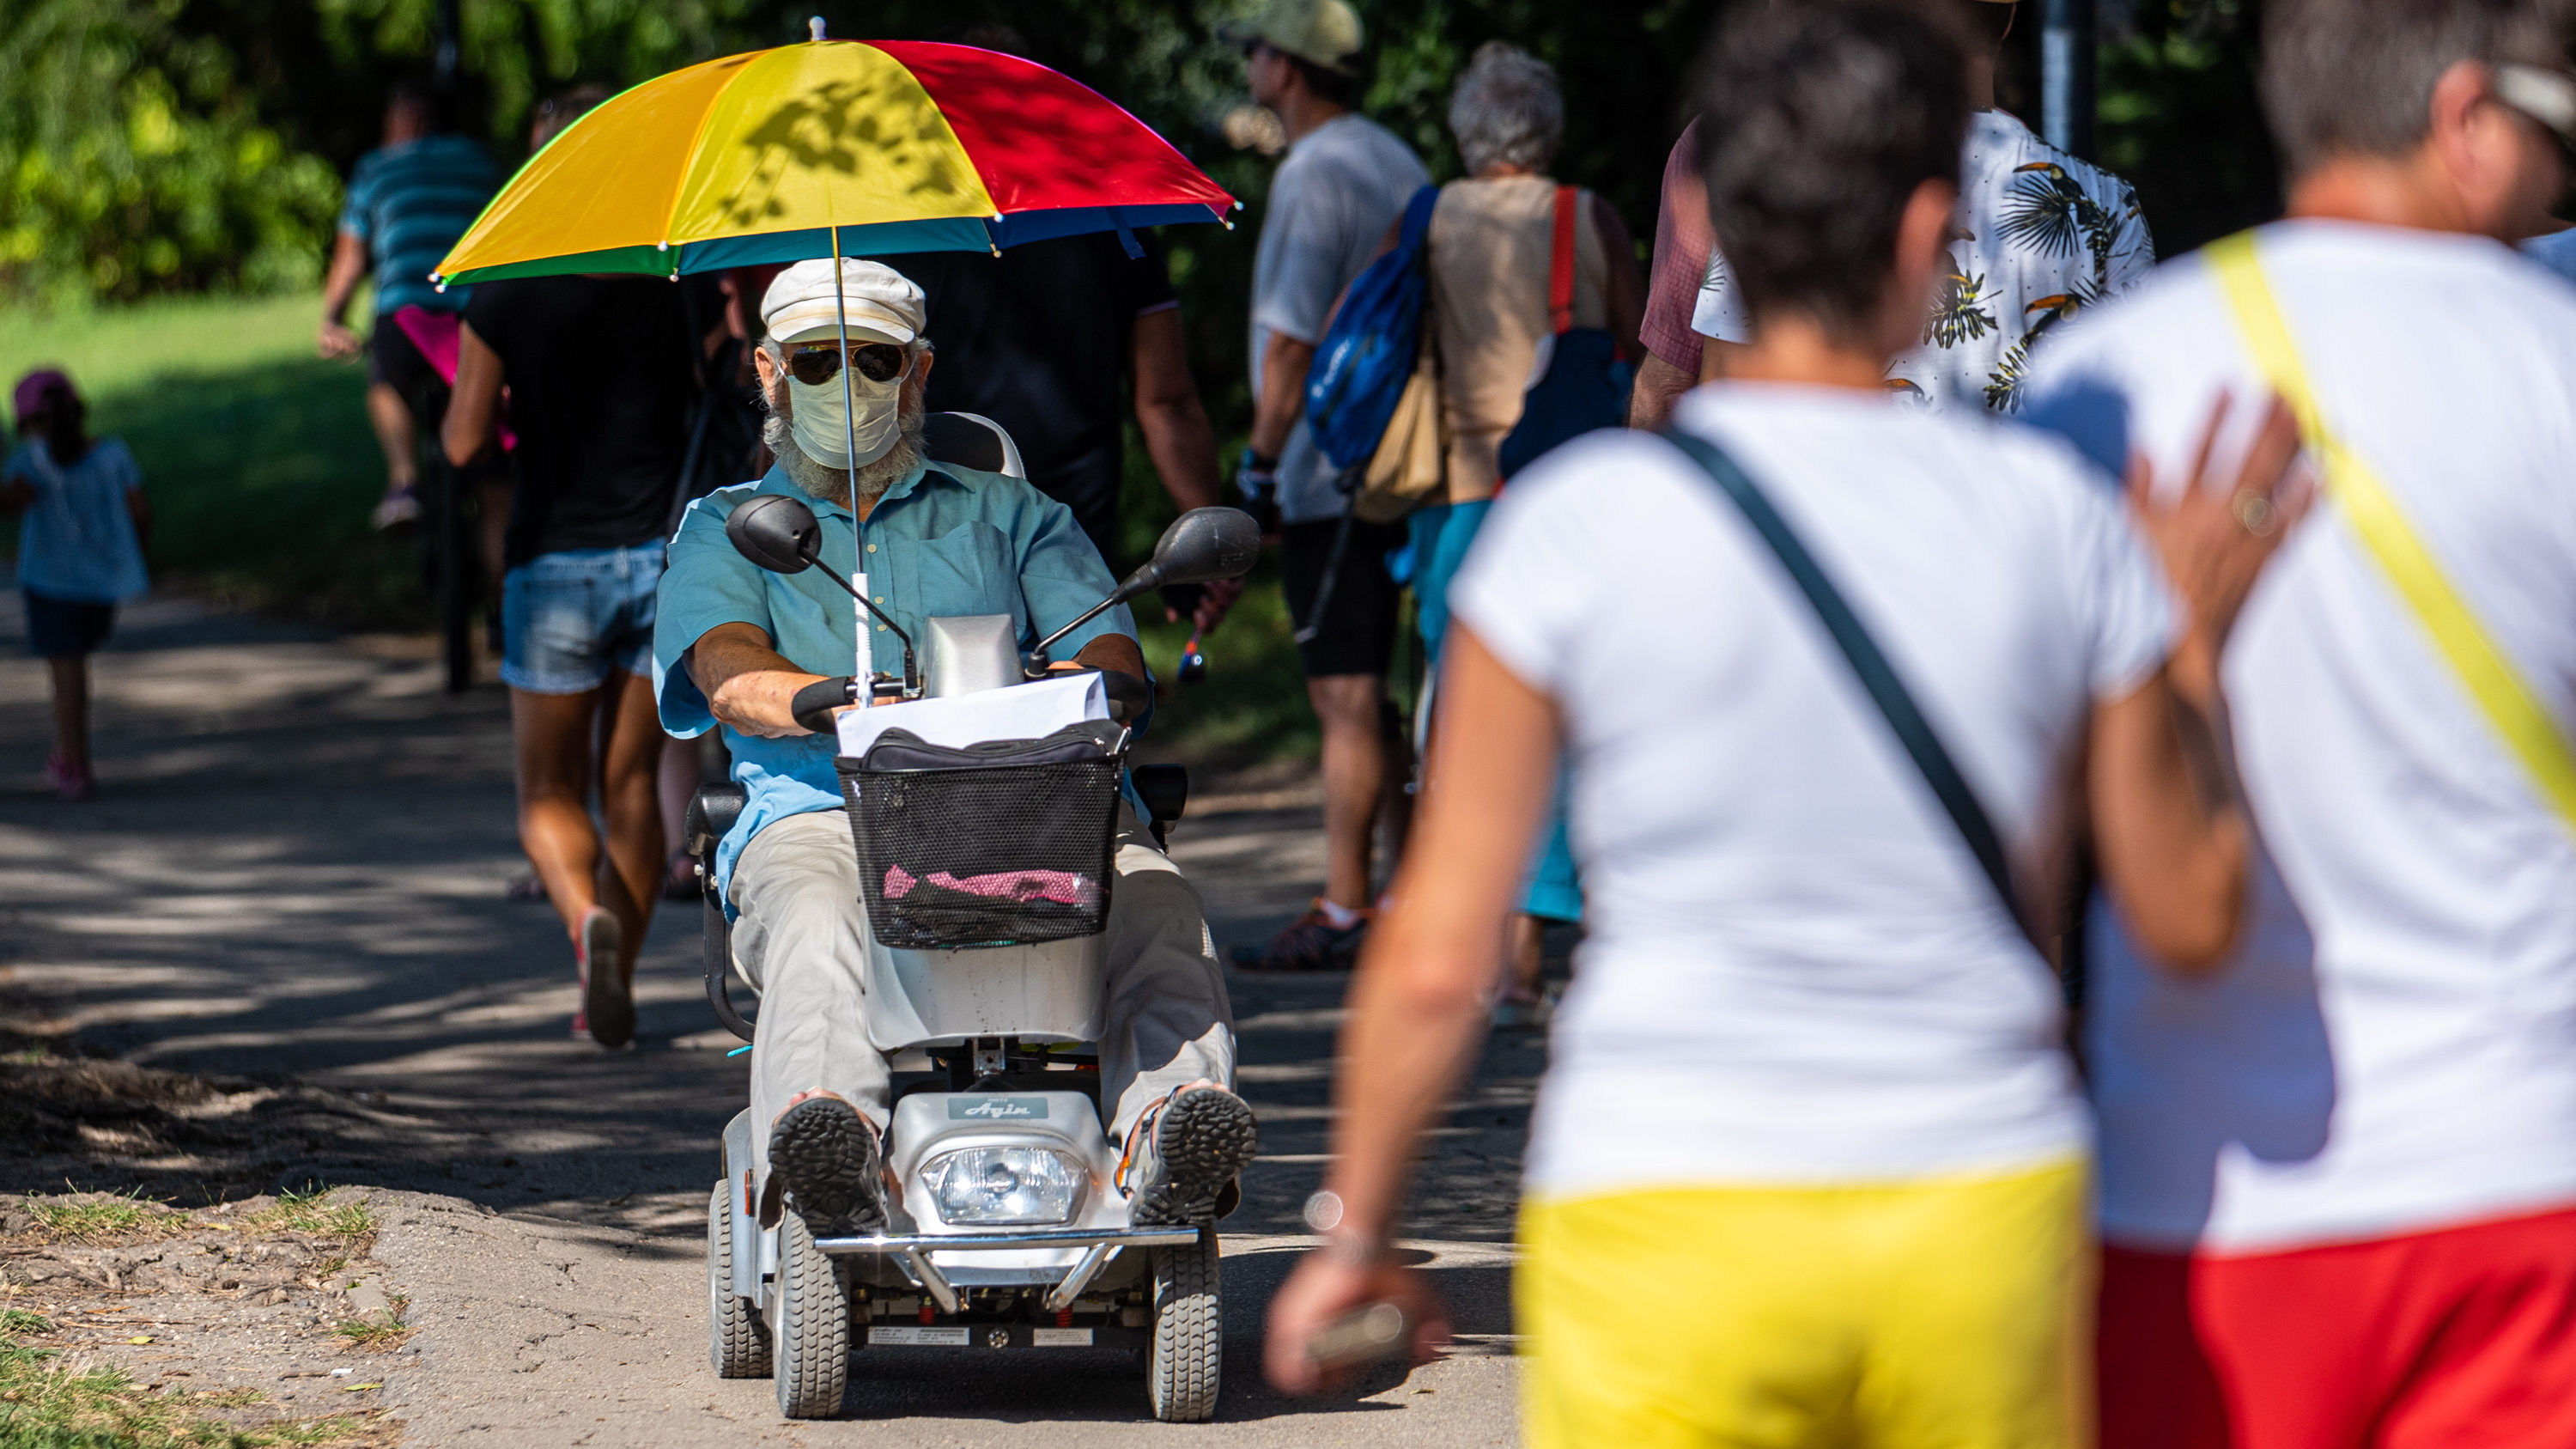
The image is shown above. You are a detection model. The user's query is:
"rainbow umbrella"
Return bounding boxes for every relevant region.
[430,31,1237,285]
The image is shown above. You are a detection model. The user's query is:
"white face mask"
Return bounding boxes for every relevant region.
[785,356,904,469]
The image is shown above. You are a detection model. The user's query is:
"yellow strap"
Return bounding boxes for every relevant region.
[2206,230,2576,833]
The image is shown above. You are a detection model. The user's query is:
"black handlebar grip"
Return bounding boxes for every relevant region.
[791,675,858,734]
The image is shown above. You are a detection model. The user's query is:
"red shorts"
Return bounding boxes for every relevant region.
[2099,1203,2576,1449]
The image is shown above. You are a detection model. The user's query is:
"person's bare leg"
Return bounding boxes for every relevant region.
[47,655,88,770]
[1503,913,1546,1000]
[366,381,419,493]
[1307,673,1387,910]
[511,685,605,937]
[595,670,666,979]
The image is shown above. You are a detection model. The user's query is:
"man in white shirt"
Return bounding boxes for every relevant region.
[1261,4,2300,1443]
[1222,0,1431,970]
[1647,0,2154,423]
[2024,2,2576,1444]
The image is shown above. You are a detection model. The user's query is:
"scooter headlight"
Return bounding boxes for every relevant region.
[921,1147,1086,1226]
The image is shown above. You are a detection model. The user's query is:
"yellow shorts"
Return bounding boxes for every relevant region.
[1516,1158,2092,1449]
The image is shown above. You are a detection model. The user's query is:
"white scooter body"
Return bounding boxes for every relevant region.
[704,601,1230,1423]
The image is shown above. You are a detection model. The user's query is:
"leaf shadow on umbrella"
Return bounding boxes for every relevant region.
[715,76,975,228]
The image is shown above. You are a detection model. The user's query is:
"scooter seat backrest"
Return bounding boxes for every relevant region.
[920,411,1027,479]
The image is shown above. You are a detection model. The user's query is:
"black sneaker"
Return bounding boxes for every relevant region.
[1229,898,1369,971]
[767,1096,888,1239]
[1119,1087,1260,1227]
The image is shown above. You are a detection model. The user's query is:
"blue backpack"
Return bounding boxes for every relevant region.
[1303,185,1439,471]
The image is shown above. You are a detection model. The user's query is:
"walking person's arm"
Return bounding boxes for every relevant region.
[1130,306,1242,632]
[2088,394,2307,971]
[440,325,505,467]
[1265,624,1558,1392]
[319,232,371,360]
[1249,329,1317,466]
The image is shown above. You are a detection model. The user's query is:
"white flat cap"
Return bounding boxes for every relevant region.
[761,259,927,347]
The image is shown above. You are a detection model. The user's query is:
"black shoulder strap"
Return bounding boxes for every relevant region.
[1659,427,2033,947]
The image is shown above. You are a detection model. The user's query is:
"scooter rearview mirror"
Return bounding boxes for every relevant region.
[1145,507,1261,590]
[726,494,823,575]
[1028,508,1262,667]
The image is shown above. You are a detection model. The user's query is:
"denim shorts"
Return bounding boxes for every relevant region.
[501,543,663,694]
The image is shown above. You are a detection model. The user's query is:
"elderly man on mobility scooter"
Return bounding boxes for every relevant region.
[653,261,1260,1353]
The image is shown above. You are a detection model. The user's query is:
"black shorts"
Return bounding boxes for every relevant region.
[1279,515,1406,679]
[23,589,115,659]
[368,316,441,411]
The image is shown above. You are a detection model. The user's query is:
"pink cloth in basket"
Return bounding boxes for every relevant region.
[883,864,1101,910]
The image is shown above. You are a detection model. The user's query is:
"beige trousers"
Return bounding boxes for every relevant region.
[726,807,1234,1187]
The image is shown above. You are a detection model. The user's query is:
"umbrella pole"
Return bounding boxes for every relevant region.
[831,224,864,682]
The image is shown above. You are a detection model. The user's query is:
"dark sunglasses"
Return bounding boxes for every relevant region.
[785,340,909,387]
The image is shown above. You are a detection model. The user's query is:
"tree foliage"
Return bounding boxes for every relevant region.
[1,0,343,304]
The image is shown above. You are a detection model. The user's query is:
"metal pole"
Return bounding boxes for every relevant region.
[2040,0,2096,160]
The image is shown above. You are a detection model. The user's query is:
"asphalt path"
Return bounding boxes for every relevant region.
[0,588,1538,1445]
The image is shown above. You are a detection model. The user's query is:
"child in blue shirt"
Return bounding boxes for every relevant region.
[3,369,150,801]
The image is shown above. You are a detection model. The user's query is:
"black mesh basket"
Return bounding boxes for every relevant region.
[838,720,1126,949]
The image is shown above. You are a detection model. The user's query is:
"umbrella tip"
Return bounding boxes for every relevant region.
[808,15,825,40]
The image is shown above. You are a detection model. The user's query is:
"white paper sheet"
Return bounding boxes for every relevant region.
[834,672,1109,758]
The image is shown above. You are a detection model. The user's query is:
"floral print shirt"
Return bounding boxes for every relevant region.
[1692,110,2154,414]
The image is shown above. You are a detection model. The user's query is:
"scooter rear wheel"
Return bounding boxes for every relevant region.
[707,1181,769,1379]
[773,1213,850,1418]
[1145,1228,1222,1422]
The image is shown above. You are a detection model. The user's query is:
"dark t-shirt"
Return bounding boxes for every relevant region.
[465,275,714,565]
[875,234,1176,559]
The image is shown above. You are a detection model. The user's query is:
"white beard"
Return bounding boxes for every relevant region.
[762,377,924,507]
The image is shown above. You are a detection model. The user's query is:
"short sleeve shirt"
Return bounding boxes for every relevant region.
[1690,112,2154,412]
[4,437,149,603]
[2025,222,2576,1254]
[1250,113,1431,524]
[1639,120,1714,372]
[338,135,501,317]
[653,461,1135,896]
[1449,386,2172,1195]
[878,233,1178,557]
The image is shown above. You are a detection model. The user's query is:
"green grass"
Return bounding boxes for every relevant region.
[243,1191,373,1243]
[0,291,418,629]
[19,1195,159,1245]
[325,1314,405,1352]
[0,1333,251,1448]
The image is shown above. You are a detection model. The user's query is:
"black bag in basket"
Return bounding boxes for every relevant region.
[836,719,1127,949]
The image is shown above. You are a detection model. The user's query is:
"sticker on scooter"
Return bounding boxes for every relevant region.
[1032,1328,1093,1346]
[946,1097,1049,1120]
[870,1325,970,1347]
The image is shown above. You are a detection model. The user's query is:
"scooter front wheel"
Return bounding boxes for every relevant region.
[772,1213,850,1418]
[707,1181,769,1379]
[1145,1228,1222,1422]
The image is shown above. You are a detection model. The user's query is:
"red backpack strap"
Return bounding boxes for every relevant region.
[1548,184,1578,336]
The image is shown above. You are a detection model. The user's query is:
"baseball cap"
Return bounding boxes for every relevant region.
[760,259,927,348]
[11,368,70,430]
[1218,0,1364,77]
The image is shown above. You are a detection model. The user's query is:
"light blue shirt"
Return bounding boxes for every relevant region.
[5,438,149,603]
[653,460,1136,897]
[2524,229,2576,284]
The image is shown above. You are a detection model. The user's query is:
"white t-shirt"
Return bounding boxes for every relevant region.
[1249,113,1429,524]
[1692,111,2156,414]
[2026,221,2576,1255]
[1451,386,2173,1196]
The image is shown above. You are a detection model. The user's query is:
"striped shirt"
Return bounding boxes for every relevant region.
[338,135,501,316]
